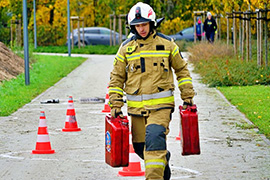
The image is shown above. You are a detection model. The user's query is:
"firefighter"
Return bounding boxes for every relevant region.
[108,2,195,180]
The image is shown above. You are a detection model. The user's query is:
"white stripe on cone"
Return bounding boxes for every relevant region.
[67,103,74,109]
[65,115,70,122]
[129,152,141,162]
[38,119,47,127]
[37,135,50,142]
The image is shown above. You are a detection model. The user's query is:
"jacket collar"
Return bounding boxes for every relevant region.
[136,30,157,45]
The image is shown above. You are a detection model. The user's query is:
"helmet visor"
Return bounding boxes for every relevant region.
[130,17,151,26]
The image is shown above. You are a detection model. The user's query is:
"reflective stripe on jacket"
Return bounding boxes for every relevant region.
[109,30,195,116]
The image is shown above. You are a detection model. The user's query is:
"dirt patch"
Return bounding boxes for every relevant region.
[0,42,24,82]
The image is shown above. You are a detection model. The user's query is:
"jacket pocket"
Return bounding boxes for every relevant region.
[124,86,139,95]
[157,84,175,92]
[126,60,141,89]
[161,58,169,79]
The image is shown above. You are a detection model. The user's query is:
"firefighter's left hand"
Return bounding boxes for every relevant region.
[111,107,124,118]
[183,99,194,110]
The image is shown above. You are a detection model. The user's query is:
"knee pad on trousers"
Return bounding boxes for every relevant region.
[133,142,145,159]
[145,124,166,151]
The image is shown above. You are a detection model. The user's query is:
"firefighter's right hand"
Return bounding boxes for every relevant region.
[183,99,194,110]
[111,107,123,118]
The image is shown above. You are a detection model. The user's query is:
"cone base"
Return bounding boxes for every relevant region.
[102,109,110,113]
[118,170,145,177]
[62,128,81,132]
[32,149,55,154]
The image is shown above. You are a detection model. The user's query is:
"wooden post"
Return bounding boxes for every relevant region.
[264,5,268,67]
[215,15,220,40]
[218,15,221,40]
[77,17,80,49]
[259,10,263,66]
[118,14,128,39]
[249,6,252,61]
[233,11,237,55]
[239,13,242,55]
[125,15,128,38]
[71,19,74,49]
[10,20,13,46]
[226,16,229,45]
[245,12,249,62]
[194,14,196,43]
[241,13,245,60]
[256,9,261,66]
[118,15,122,44]
[17,19,22,47]
[113,14,116,46]
[110,15,112,46]
[215,15,218,40]
[82,17,85,47]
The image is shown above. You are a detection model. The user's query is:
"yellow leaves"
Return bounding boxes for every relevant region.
[36,5,51,25]
[0,0,9,8]
[185,5,190,9]
[160,16,193,35]
[254,112,262,119]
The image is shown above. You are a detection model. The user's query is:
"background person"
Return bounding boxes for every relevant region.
[203,12,217,43]
[196,17,203,41]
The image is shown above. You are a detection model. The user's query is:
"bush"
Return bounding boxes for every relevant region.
[188,41,270,87]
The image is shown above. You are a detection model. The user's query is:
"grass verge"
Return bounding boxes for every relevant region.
[0,55,86,116]
[218,86,270,139]
[33,45,119,54]
[188,41,270,139]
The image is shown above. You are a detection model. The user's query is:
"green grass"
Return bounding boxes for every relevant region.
[188,41,270,139]
[33,45,119,54]
[218,86,270,139]
[0,55,86,116]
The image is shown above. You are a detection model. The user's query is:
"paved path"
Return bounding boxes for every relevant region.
[0,53,269,180]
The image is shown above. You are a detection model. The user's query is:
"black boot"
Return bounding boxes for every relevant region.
[164,151,171,180]
[133,142,145,159]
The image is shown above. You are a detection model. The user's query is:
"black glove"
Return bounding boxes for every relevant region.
[183,99,194,110]
[111,107,123,118]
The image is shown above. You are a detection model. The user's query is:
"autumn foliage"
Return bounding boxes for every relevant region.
[0,0,269,46]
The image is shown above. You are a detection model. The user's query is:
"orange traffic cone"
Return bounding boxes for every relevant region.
[102,86,111,113]
[176,131,181,140]
[62,96,81,132]
[32,111,55,154]
[118,135,145,176]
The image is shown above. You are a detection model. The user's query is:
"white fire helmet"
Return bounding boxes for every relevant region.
[127,2,156,26]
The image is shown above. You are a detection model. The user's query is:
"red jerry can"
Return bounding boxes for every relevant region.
[179,105,200,156]
[105,114,129,167]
